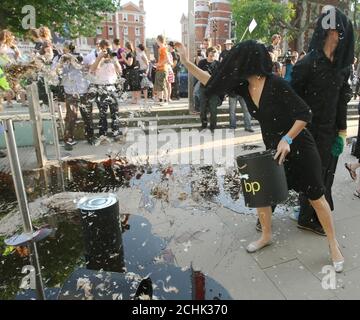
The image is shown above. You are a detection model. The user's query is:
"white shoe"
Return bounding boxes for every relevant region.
[246,240,272,253]
[333,260,345,273]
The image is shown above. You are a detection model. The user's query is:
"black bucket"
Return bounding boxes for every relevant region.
[236,150,289,208]
[78,194,125,273]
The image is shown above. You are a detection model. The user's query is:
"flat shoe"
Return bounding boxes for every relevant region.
[246,240,272,253]
[345,163,357,181]
[354,190,360,199]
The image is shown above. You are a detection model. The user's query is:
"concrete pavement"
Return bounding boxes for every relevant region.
[0,103,359,300]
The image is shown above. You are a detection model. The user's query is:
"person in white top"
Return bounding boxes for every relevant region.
[56,41,94,146]
[89,39,123,138]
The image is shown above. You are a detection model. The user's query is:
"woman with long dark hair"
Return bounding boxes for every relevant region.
[175,40,345,272]
[122,41,141,104]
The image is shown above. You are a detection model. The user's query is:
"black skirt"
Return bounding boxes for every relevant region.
[126,68,141,92]
[282,129,326,201]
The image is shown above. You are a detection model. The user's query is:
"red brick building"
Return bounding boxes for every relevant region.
[207,0,232,47]
[195,0,211,47]
[182,0,231,49]
[82,0,146,50]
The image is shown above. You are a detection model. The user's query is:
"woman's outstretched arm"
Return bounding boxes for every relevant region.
[175,42,211,86]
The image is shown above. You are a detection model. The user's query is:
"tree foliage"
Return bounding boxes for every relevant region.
[0,0,121,38]
[230,0,296,43]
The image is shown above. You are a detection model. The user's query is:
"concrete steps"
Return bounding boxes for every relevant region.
[1,99,359,146]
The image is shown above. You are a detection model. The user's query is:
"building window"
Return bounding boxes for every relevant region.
[135,38,141,46]
[96,27,102,35]
[123,13,128,21]
[135,15,140,22]
[108,27,114,36]
[124,26,128,35]
[107,14,113,22]
[135,27,140,36]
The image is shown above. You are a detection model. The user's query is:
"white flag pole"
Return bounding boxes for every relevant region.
[240,19,257,42]
[240,27,249,41]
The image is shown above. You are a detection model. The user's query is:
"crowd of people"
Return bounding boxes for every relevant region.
[0,29,184,149]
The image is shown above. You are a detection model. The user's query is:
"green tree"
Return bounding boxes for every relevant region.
[0,0,121,38]
[231,0,296,43]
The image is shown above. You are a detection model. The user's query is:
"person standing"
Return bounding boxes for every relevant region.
[282,51,298,82]
[90,40,123,139]
[166,48,175,103]
[197,47,220,131]
[291,7,354,235]
[154,35,168,106]
[57,41,93,147]
[228,95,254,132]
[137,44,152,104]
[169,41,180,100]
[219,40,233,63]
[122,42,141,105]
[176,40,345,273]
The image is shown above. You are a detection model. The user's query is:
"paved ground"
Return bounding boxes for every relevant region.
[0,102,359,300]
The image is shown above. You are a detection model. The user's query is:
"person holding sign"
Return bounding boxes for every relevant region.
[175,40,345,273]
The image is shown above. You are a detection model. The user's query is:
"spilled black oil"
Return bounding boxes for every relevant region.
[0,159,245,300]
[0,212,231,300]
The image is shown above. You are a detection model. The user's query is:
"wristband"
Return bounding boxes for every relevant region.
[282,135,293,145]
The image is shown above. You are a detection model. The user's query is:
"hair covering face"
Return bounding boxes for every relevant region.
[205,40,273,96]
[309,6,354,70]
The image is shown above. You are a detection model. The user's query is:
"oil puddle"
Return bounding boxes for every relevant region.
[0,212,231,300]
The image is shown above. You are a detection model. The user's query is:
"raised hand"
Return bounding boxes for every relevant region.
[174,42,188,62]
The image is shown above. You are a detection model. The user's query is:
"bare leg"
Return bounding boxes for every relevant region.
[167,82,172,102]
[143,89,148,104]
[310,196,344,264]
[131,92,137,104]
[247,206,272,253]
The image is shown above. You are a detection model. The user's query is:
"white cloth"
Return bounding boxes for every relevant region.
[61,62,90,95]
[83,50,99,66]
[93,60,118,85]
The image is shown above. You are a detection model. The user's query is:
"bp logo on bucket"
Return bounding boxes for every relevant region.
[244,181,261,195]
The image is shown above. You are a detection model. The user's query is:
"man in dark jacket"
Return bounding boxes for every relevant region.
[291,6,354,235]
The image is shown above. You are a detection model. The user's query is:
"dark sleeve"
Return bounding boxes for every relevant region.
[276,77,312,123]
[290,55,312,99]
[336,68,352,131]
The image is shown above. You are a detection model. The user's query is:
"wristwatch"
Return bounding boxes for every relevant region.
[282,135,293,145]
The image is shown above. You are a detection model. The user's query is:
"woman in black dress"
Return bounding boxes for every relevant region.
[176,40,345,272]
[122,42,141,104]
